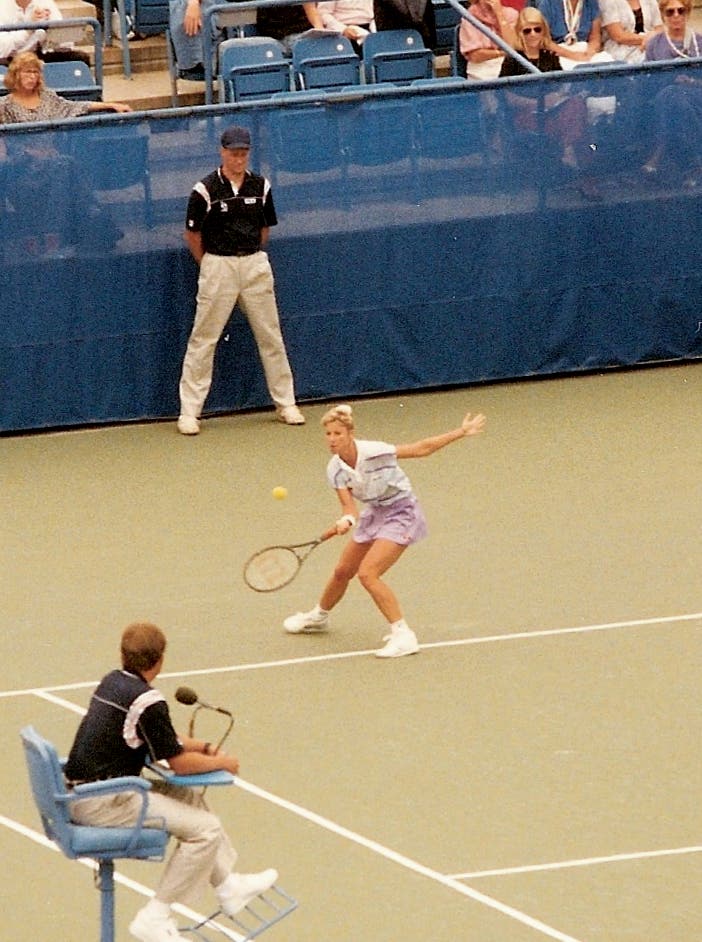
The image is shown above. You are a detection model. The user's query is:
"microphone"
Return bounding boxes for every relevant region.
[175,686,233,718]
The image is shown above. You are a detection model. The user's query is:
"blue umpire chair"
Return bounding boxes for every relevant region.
[21,725,298,942]
[21,725,168,942]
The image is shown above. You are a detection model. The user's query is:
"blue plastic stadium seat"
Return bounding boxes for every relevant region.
[42,59,101,101]
[362,29,434,84]
[292,34,361,90]
[218,37,290,103]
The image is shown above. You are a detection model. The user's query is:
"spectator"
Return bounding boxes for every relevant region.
[642,0,702,186]
[0,0,90,65]
[500,6,600,194]
[459,0,518,79]
[170,0,322,76]
[318,0,375,49]
[599,0,662,61]
[0,50,131,121]
[373,0,437,48]
[256,1,324,53]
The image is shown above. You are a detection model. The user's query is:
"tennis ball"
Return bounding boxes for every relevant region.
[272,486,288,500]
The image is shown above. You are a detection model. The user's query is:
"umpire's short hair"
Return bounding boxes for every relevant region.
[121,622,167,674]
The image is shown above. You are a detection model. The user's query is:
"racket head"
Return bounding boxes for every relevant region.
[243,545,303,593]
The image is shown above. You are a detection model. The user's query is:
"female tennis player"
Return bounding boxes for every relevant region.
[283,405,486,657]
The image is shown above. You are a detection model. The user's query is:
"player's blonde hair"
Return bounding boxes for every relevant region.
[321,404,354,429]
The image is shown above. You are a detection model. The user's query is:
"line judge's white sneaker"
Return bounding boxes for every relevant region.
[277,405,305,425]
[129,907,185,942]
[218,869,279,917]
[283,608,329,633]
[177,415,200,435]
[375,625,420,658]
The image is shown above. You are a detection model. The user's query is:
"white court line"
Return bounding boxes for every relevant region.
[0,813,243,940]
[452,844,702,879]
[2,610,701,699]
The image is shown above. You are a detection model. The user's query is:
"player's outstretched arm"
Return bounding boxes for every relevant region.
[395,412,486,459]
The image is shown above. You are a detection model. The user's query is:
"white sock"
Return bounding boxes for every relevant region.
[313,604,328,616]
[390,619,409,633]
[142,898,171,919]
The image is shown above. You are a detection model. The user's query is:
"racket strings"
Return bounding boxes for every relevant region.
[245,547,300,592]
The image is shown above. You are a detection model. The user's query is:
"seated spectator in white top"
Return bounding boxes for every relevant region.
[0,0,89,65]
[599,0,662,61]
[459,0,518,78]
[318,0,375,46]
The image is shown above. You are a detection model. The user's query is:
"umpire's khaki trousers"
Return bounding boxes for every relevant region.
[179,251,297,418]
[70,781,237,906]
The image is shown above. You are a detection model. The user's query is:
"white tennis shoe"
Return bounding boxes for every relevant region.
[177,415,200,435]
[129,908,185,942]
[277,405,305,425]
[218,869,279,917]
[375,625,419,658]
[284,608,329,633]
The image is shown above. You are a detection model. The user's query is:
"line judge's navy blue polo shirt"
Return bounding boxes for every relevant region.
[186,168,278,257]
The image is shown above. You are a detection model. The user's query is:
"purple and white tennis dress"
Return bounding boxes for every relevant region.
[326,440,428,546]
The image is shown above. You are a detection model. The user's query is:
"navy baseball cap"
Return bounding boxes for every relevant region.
[221,125,251,150]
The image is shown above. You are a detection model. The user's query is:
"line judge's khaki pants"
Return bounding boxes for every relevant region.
[70,780,237,906]
[179,251,297,419]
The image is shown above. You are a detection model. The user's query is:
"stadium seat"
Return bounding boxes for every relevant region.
[42,59,101,101]
[432,0,465,69]
[292,34,361,90]
[218,37,290,103]
[362,29,434,84]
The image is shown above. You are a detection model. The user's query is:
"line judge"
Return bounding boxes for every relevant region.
[177,125,305,434]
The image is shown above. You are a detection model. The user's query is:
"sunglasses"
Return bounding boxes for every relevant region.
[522,25,543,33]
[664,6,687,14]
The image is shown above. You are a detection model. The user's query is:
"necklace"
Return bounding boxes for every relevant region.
[562,0,584,43]
[664,27,699,57]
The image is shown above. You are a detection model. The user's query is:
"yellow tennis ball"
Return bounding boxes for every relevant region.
[272,486,288,500]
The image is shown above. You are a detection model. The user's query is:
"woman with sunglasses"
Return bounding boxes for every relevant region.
[499,9,598,191]
[641,0,702,185]
[599,0,662,62]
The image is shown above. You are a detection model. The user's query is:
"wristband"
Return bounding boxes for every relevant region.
[338,514,356,528]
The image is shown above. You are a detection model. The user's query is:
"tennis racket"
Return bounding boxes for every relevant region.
[243,527,337,593]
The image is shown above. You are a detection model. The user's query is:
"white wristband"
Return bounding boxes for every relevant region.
[337,514,356,528]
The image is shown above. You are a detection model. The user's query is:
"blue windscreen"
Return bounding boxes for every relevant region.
[1,62,701,432]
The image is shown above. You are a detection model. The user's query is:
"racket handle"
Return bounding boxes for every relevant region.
[320,525,340,542]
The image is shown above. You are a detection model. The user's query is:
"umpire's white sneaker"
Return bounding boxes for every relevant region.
[129,907,185,941]
[375,624,420,658]
[218,869,279,917]
[177,415,200,435]
[284,608,329,633]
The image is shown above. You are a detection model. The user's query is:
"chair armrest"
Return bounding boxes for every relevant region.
[146,758,235,788]
[69,775,153,798]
